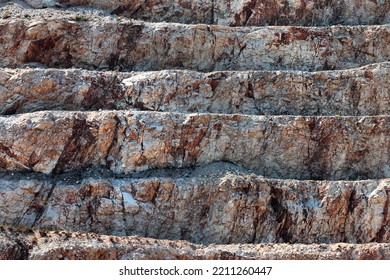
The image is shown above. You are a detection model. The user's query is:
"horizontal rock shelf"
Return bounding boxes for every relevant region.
[1,227,390,260]
[0,12,389,71]
[24,0,390,26]
[1,63,389,115]
[0,164,389,243]
[0,0,389,260]
[1,111,390,180]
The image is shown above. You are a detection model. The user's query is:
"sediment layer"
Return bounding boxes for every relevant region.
[0,0,389,260]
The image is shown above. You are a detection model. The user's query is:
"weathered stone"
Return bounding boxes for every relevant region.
[0,0,389,260]
[24,0,57,8]
[1,111,390,180]
[0,68,129,114]
[23,0,390,26]
[0,227,30,260]
[0,11,389,71]
[0,165,389,243]
[1,227,389,260]
[2,63,389,115]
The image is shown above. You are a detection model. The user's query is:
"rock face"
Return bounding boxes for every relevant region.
[2,112,390,180]
[0,165,389,244]
[1,227,390,260]
[1,63,389,116]
[24,0,390,26]
[0,1,389,260]
[0,10,390,71]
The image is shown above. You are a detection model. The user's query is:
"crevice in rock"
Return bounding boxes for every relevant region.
[31,180,56,227]
[372,189,389,242]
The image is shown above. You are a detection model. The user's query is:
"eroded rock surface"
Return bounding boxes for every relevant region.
[1,111,390,180]
[0,0,389,260]
[0,68,129,114]
[1,227,389,260]
[22,0,390,26]
[1,63,389,115]
[0,11,389,71]
[0,164,389,244]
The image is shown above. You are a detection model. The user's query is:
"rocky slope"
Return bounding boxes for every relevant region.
[0,0,389,259]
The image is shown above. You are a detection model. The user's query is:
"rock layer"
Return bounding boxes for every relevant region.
[0,1,389,260]
[0,12,389,71]
[0,165,389,244]
[1,227,389,260]
[1,111,390,180]
[23,0,390,26]
[1,63,389,115]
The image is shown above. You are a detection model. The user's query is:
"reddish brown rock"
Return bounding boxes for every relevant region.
[1,227,389,260]
[1,111,390,180]
[0,166,389,244]
[0,10,389,71]
[0,0,389,260]
[23,0,390,26]
[1,63,389,115]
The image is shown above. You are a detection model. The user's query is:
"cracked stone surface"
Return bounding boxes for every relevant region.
[1,63,390,116]
[20,0,390,26]
[0,0,389,260]
[0,9,389,71]
[0,164,389,244]
[1,111,390,180]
